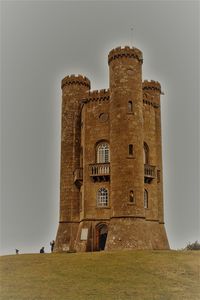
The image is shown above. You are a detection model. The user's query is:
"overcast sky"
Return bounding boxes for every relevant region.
[1,1,199,255]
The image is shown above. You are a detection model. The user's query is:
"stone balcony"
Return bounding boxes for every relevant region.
[144,164,156,183]
[74,168,83,187]
[89,163,110,182]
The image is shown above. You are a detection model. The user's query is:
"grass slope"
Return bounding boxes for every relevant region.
[0,250,199,300]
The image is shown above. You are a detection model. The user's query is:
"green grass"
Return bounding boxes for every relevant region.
[0,250,199,300]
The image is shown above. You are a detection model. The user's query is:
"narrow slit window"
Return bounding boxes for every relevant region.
[129,144,133,156]
[128,101,133,112]
[129,190,135,203]
[79,192,82,211]
[157,170,161,183]
[144,189,148,208]
[143,142,149,164]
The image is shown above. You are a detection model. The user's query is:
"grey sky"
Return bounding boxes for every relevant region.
[1,1,199,255]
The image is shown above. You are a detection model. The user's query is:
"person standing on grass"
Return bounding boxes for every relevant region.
[15,249,19,254]
[50,240,55,253]
[40,247,45,253]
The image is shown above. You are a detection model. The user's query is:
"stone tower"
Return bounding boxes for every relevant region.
[55,45,169,252]
[55,75,90,251]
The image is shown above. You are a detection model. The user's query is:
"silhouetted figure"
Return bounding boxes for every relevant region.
[40,247,45,253]
[50,240,55,253]
[15,249,19,254]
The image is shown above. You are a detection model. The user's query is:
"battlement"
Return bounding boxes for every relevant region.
[61,74,91,89]
[83,89,110,103]
[108,46,143,65]
[142,80,161,93]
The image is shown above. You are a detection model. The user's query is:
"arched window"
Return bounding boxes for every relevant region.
[97,143,110,163]
[128,101,133,112]
[144,189,148,208]
[143,142,149,164]
[97,188,109,207]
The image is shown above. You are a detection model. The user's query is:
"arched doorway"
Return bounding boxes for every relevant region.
[96,224,108,251]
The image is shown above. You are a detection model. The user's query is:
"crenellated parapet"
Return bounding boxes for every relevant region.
[108,46,143,65]
[61,74,91,89]
[142,80,161,93]
[83,89,110,103]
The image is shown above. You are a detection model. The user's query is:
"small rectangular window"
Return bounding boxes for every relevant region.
[157,170,161,183]
[144,189,148,208]
[79,192,82,211]
[128,101,133,113]
[129,144,133,156]
[129,190,135,203]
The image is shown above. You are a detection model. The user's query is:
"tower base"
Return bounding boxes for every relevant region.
[55,217,169,252]
[54,222,79,252]
[106,217,169,250]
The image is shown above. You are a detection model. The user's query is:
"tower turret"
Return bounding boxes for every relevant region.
[143,80,164,224]
[106,46,146,250]
[109,46,144,217]
[55,74,90,251]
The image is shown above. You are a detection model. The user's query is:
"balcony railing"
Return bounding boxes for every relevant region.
[89,163,110,181]
[144,164,156,183]
[74,168,83,187]
[75,164,156,184]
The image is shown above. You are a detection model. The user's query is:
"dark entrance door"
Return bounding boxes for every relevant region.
[98,224,108,251]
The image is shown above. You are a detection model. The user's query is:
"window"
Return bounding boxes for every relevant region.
[80,146,83,167]
[97,188,109,207]
[157,170,161,183]
[129,190,135,203]
[143,142,149,164]
[97,143,110,163]
[129,144,133,156]
[128,101,133,113]
[79,191,82,211]
[144,189,148,208]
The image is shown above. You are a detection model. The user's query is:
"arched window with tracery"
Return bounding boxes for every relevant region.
[97,188,109,207]
[144,189,148,208]
[143,142,149,164]
[97,142,110,163]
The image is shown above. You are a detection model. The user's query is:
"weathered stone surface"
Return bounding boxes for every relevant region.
[54,46,169,252]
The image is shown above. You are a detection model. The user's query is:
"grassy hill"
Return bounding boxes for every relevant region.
[0,250,199,300]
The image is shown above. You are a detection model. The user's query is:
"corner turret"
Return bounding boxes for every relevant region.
[61,74,91,89]
[55,73,90,252]
[143,80,161,93]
